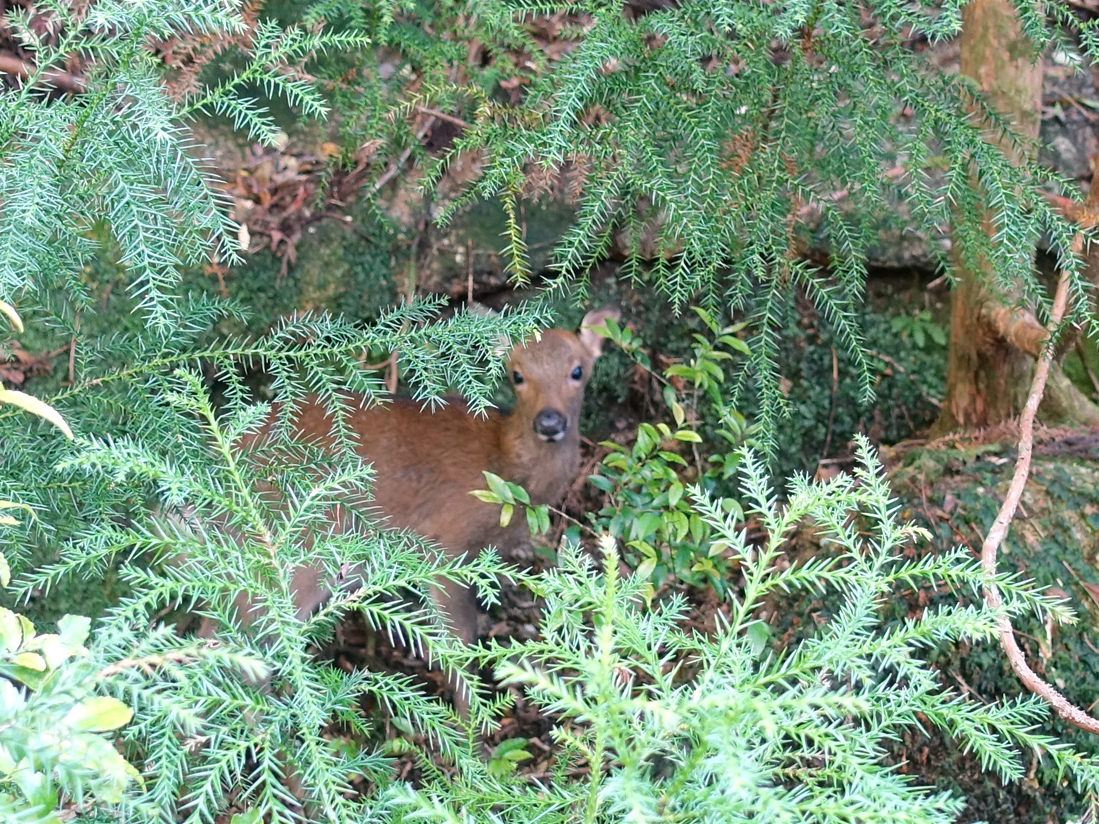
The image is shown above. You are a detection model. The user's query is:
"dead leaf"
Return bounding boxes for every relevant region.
[1081,581,1099,611]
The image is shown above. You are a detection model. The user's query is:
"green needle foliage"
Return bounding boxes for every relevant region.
[27,372,505,821]
[305,0,1099,451]
[0,296,548,573]
[26,398,1099,822]
[2,0,1099,819]
[396,438,1099,823]
[0,0,365,330]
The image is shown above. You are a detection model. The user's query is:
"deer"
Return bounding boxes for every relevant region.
[205,305,620,715]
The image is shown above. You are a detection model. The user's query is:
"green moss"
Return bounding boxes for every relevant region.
[182,209,397,337]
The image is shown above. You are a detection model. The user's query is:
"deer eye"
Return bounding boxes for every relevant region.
[570,365,583,380]
[513,370,525,385]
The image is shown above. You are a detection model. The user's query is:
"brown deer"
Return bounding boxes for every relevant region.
[217,306,619,712]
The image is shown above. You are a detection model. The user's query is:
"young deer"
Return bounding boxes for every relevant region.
[228,306,619,710]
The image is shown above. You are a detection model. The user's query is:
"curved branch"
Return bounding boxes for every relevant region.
[983,301,1047,358]
[981,270,1099,735]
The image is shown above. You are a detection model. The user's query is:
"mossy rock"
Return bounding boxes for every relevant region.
[409,195,578,298]
[186,211,398,336]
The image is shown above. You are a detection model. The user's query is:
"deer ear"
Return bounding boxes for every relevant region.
[579,305,621,359]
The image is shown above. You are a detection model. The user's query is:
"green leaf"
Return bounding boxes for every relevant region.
[14,768,59,819]
[692,306,718,332]
[670,400,686,428]
[637,512,663,539]
[5,665,45,690]
[470,489,502,504]
[527,504,551,537]
[56,615,91,649]
[509,481,531,505]
[499,503,514,528]
[29,634,83,671]
[488,737,533,776]
[691,514,707,545]
[699,359,725,381]
[0,608,26,653]
[0,390,73,440]
[11,652,46,672]
[75,737,142,803]
[491,737,531,759]
[691,558,716,575]
[635,425,656,456]
[588,474,615,492]
[746,621,772,657]
[596,317,620,340]
[668,481,684,508]
[64,696,134,732]
[724,336,751,355]
[483,471,514,504]
[674,430,702,443]
[672,511,690,542]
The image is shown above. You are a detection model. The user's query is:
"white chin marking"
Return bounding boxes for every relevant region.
[539,431,567,443]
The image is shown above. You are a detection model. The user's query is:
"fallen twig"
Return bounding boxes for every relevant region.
[414,105,469,130]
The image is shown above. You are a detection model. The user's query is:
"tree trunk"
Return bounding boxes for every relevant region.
[932,0,1099,435]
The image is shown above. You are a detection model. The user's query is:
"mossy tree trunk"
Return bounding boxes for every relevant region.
[933,0,1099,435]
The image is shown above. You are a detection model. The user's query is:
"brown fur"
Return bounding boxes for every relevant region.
[247,307,619,711]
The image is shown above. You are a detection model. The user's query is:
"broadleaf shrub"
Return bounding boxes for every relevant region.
[587,308,749,592]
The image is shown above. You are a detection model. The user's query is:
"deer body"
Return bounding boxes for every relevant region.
[260,308,619,669]
[293,393,578,563]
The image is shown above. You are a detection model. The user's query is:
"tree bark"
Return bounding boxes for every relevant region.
[932,0,1099,435]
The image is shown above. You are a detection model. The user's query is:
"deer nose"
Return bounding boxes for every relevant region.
[533,409,569,442]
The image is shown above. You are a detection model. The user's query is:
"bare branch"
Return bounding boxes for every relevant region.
[982,268,1099,735]
[982,301,1047,358]
[0,51,86,94]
